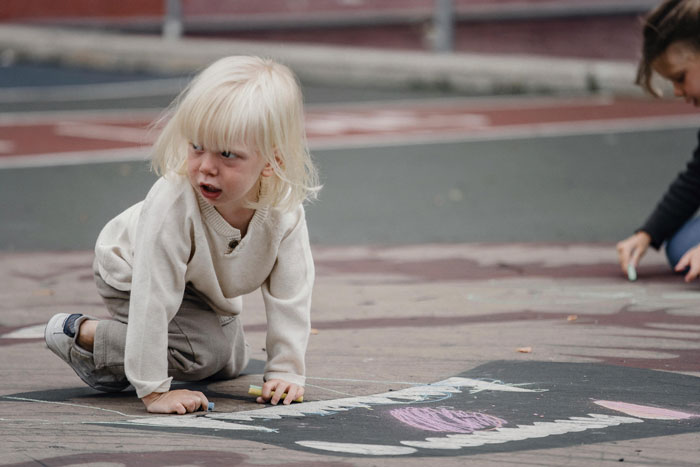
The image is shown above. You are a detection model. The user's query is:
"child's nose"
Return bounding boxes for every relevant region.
[199,152,218,174]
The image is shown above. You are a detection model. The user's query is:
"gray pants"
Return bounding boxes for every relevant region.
[73,272,250,392]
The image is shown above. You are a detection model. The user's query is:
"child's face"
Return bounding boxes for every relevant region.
[186,142,272,213]
[652,41,700,106]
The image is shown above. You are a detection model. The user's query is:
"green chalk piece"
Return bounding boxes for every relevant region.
[627,264,637,282]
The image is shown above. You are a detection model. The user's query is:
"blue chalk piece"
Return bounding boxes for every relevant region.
[627,264,637,282]
[208,401,215,412]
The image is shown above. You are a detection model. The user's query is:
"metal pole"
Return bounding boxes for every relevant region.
[433,0,454,53]
[163,0,183,40]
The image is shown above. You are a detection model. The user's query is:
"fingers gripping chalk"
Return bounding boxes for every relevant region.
[197,401,214,412]
[249,385,303,403]
[627,264,637,281]
[198,401,214,412]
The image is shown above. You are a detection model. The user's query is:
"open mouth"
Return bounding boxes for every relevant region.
[201,183,221,193]
[200,183,222,199]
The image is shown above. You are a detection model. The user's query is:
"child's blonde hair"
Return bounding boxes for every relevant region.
[636,0,700,96]
[151,56,320,211]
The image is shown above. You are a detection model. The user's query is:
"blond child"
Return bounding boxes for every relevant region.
[617,0,700,281]
[45,56,320,414]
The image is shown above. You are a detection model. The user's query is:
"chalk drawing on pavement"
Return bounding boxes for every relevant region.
[389,407,507,433]
[119,376,537,433]
[302,414,643,455]
[7,361,700,458]
[100,362,700,457]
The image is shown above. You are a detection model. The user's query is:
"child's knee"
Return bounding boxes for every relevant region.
[168,337,234,380]
[214,340,250,380]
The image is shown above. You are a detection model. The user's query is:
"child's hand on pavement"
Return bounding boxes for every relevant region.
[616,231,651,273]
[256,379,304,405]
[141,389,209,414]
[674,244,700,282]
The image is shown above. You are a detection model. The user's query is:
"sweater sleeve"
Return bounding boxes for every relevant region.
[260,209,314,386]
[124,184,192,398]
[640,130,700,249]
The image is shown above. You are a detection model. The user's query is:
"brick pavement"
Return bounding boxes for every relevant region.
[1,243,699,465]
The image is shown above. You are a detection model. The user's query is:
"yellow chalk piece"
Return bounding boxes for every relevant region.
[248,384,303,403]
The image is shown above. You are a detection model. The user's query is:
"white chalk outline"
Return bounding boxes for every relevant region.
[1,396,141,417]
[114,377,547,439]
[108,377,662,457]
[294,414,642,455]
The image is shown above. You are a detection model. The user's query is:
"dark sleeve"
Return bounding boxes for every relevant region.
[640,130,700,249]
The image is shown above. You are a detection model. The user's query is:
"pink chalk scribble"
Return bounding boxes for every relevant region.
[593,400,698,420]
[389,407,507,433]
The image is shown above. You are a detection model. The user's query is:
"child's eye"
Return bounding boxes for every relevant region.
[221,151,238,159]
[191,143,203,151]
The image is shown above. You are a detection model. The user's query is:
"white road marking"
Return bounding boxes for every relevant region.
[0,147,149,169]
[1,324,44,339]
[296,441,417,455]
[2,396,139,417]
[117,416,277,432]
[0,139,16,153]
[54,122,154,144]
[308,114,700,151]
[305,110,489,135]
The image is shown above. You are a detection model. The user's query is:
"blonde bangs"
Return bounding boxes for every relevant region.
[177,83,266,157]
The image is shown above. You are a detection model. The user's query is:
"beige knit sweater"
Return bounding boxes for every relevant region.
[94,175,314,398]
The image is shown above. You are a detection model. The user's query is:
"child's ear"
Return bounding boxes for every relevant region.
[261,156,283,177]
[261,162,274,177]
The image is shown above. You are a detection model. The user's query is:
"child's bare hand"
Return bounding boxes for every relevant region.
[256,379,304,405]
[616,231,651,273]
[674,244,700,282]
[141,389,209,414]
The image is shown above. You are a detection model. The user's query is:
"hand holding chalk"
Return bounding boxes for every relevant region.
[249,384,303,403]
[616,232,650,279]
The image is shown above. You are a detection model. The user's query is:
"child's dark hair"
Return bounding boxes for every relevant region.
[636,0,700,96]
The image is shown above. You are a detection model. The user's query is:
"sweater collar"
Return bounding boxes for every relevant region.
[194,185,269,238]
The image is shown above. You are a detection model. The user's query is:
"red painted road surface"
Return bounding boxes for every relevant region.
[1,97,699,165]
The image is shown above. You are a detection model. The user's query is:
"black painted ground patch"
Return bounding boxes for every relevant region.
[81,361,700,457]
